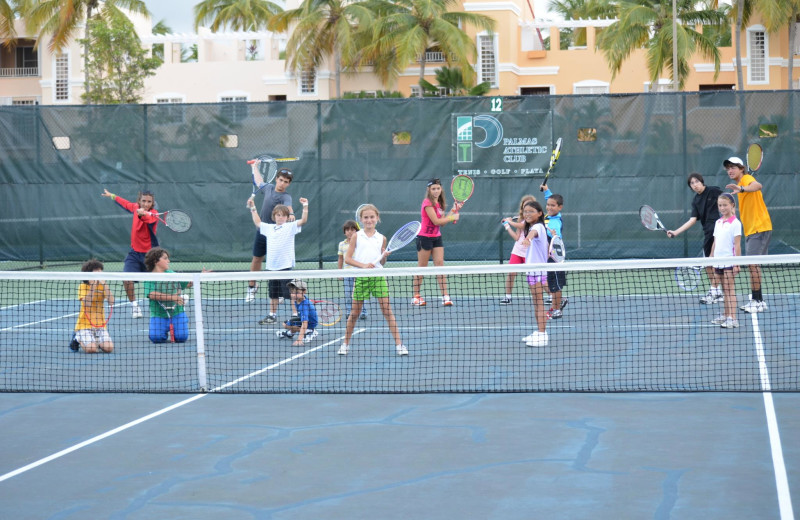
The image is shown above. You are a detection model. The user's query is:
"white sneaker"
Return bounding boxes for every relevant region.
[543,294,552,304]
[245,285,258,303]
[303,330,318,343]
[699,289,723,304]
[499,297,512,305]
[396,344,408,356]
[442,295,453,307]
[740,300,767,313]
[276,330,292,339]
[337,343,349,355]
[721,317,740,328]
[711,314,727,325]
[131,304,143,319]
[525,331,549,347]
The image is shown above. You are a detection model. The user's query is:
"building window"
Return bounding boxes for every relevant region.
[477,34,498,88]
[152,43,164,61]
[16,46,38,70]
[573,82,609,95]
[245,40,264,61]
[300,69,316,95]
[181,43,198,63]
[520,86,551,95]
[155,97,185,124]
[220,95,248,123]
[748,28,767,83]
[55,54,69,101]
[410,85,422,97]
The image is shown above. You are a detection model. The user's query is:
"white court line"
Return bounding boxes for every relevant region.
[0,301,133,332]
[0,329,364,483]
[750,313,794,520]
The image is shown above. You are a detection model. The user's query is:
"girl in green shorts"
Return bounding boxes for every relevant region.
[337,204,407,356]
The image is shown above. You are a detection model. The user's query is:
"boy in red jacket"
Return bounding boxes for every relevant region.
[102,188,159,318]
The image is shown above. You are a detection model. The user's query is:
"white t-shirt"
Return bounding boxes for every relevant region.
[352,229,385,267]
[525,223,549,276]
[712,215,742,267]
[259,221,301,270]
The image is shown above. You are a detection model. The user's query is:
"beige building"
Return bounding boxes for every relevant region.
[2,1,798,106]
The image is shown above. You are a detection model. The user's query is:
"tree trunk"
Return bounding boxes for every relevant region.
[789,11,797,90]
[418,56,426,97]
[735,0,744,90]
[83,5,93,104]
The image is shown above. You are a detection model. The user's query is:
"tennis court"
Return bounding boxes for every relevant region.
[2,257,799,517]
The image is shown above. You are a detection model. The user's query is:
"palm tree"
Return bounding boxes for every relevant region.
[193,0,282,32]
[366,0,496,96]
[596,0,726,90]
[152,19,172,36]
[21,0,149,101]
[547,0,615,48]
[268,0,375,98]
[419,66,490,96]
[1,0,18,45]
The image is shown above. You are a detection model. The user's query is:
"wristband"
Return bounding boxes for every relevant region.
[302,203,308,207]
[250,207,257,212]
[740,185,745,193]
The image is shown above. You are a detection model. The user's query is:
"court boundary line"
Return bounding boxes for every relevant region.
[750,313,794,520]
[0,330,364,483]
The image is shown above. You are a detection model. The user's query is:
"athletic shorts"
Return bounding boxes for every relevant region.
[76,328,111,345]
[252,229,267,257]
[745,231,771,256]
[416,235,443,251]
[714,266,735,275]
[547,270,567,293]
[508,254,526,264]
[268,275,291,300]
[353,277,389,300]
[149,313,189,343]
[285,316,314,331]
[123,249,147,273]
[526,274,546,286]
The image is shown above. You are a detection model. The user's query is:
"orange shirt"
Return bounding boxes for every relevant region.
[735,174,772,236]
[75,282,109,331]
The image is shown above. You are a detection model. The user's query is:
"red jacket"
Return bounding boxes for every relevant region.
[113,196,159,252]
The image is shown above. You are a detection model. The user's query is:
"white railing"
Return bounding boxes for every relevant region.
[0,67,39,78]
[416,52,450,63]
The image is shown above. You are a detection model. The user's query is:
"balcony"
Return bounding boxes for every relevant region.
[0,67,39,78]
[416,52,453,63]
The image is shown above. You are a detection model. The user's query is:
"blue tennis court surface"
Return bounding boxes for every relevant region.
[0,391,797,518]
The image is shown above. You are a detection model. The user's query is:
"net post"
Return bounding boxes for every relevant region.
[192,273,208,392]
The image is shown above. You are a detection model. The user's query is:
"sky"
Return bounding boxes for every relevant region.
[143,0,557,34]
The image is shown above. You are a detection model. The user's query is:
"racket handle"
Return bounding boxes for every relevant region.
[169,323,175,343]
[247,159,259,165]
[246,194,255,209]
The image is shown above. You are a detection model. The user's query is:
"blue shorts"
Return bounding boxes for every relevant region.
[123,249,147,273]
[149,313,189,343]
[252,229,267,257]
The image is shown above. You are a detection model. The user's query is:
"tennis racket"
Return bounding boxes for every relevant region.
[549,235,566,263]
[155,281,187,342]
[355,203,369,230]
[674,266,700,291]
[540,137,563,192]
[245,154,299,208]
[639,205,667,233]
[451,175,475,213]
[154,210,192,233]
[747,143,763,175]
[373,221,422,268]
[311,300,342,326]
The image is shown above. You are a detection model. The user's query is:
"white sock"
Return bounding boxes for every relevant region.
[132,301,140,308]
[505,294,511,299]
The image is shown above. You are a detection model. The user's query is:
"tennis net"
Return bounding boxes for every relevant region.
[2,255,798,393]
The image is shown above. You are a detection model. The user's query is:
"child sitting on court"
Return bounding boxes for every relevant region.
[275,279,319,345]
[540,183,567,319]
[70,259,115,353]
[247,197,309,325]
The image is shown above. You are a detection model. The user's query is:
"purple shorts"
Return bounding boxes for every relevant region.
[527,274,546,285]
